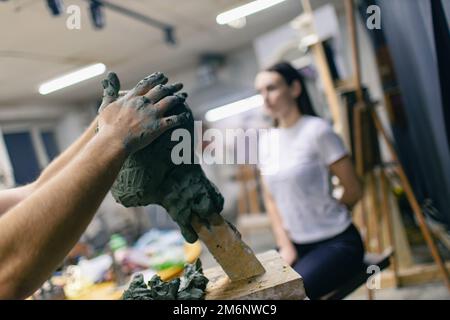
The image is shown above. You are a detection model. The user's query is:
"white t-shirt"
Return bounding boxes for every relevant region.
[258,115,351,244]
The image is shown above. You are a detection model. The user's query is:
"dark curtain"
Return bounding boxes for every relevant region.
[368,0,450,228]
[431,0,450,149]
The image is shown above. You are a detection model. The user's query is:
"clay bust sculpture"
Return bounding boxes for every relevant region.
[104,72,224,243]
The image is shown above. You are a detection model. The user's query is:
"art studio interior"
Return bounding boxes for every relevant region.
[0,0,449,301]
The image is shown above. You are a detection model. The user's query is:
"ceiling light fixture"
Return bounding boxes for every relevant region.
[39,63,106,95]
[216,0,287,25]
[228,17,247,29]
[205,95,263,122]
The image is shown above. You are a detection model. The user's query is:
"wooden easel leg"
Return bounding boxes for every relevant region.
[379,168,400,287]
[368,171,382,253]
[237,165,249,215]
[360,178,371,251]
[371,110,450,291]
[367,288,374,300]
[301,0,344,133]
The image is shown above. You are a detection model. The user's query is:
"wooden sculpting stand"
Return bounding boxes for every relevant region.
[204,250,306,300]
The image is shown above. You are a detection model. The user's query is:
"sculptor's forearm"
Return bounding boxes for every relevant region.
[0,185,35,216]
[0,69,186,299]
[0,129,125,299]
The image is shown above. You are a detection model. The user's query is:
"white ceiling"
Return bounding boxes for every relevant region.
[0,0,339,106]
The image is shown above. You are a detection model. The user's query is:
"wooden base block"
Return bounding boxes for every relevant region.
[204,250,306,300]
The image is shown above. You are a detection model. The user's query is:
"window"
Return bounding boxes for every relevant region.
[0,124,60,186]
[3,132,41,185]
[41,131,59,161]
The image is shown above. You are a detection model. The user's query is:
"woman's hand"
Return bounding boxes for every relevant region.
[279,242,298,266]
[97,72,190,155]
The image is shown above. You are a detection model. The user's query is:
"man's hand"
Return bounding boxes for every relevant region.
[97,72,190,155]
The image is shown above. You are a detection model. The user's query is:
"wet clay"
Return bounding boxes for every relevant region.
[122,260,208,300]
[99,72,121,112]
[111,96,224,243]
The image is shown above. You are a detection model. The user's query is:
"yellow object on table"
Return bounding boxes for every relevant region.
[157,240,202,281]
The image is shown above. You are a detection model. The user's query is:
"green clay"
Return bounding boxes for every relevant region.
[122,260,209,300]
[111,97,224,243]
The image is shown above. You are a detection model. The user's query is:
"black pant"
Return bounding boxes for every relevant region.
[292,224,365,299]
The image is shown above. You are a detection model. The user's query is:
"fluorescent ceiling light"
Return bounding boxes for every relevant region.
[216,0,287,25]
[39,63,106,95]
[205,95,263,122]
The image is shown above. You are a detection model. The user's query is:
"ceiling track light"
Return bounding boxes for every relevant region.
[89,0,105,29]
[164,27,176,46]
[81,0,176,45]
[46,0,64,16]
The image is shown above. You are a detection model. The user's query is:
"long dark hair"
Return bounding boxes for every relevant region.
[266,61,317,120]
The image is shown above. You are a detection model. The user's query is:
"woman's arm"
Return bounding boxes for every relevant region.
[329,155,363,209]
[261,178,298,265]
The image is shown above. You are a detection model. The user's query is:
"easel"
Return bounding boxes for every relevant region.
[298,0,392,298]
[343,0,450,293]
[235,164,275,249]
[298,0,450,297]
[237,165,262,215]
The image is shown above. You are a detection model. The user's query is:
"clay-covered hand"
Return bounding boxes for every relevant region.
[109,78,224,244]
[97,72,190,155]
